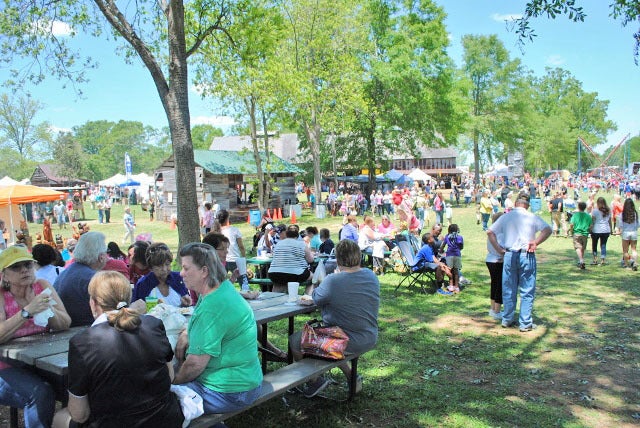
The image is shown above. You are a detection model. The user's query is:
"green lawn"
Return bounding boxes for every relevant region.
[42,196,639,427]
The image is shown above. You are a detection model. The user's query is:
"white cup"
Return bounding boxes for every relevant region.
[287,282,299,303]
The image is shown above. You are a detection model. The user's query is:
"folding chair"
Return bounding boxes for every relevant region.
[395,241,436,294]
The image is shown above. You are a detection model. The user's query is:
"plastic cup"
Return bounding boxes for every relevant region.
[145,296,158,312]
[286,282,299,304]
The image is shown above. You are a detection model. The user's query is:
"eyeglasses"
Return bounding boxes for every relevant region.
[8,261,34,271]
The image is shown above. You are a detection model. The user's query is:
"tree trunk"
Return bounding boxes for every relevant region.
[365,113,377,195]
[473,128,480,184]
[261,109,272,210]
[165,0,200,248]
[244,96,265,211]
[306,107,323,216]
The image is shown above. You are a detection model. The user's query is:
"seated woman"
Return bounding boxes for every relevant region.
[128,241,150,285]
[32,243,65,285]
[0,245,71,428]
[358,216,388,275]
[289,239,380,398]
[340,214,359,242]
[376,215,396,237]
[268,225,314,294]
[132,243,191,307]
[53,271,184,427]
[174,243,262,414]
[397,206,421,235]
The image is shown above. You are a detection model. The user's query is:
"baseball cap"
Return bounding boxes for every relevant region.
[0,246,34,270]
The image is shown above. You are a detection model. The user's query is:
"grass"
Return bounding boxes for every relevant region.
[35,195,640,427]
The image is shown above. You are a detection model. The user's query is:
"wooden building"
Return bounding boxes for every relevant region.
[30,164,89,188]
[390,147,464,187]
[155,149,303,223]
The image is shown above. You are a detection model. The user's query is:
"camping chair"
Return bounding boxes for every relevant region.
[395,241,436,294]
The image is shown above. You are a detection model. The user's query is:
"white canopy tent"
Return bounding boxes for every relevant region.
[0,176,20,187]
[407,168,433,183]
[484,163,511,178]
[98,173,126,187]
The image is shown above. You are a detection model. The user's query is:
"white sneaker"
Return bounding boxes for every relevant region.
[488,309,503,320]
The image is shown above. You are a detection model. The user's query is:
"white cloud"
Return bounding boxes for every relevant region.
[191,115,236,128]
[31,20,73,37]
[51,21,73,36]
[546,55,565,66]
[491,13,522,22]
[49,125,72,134]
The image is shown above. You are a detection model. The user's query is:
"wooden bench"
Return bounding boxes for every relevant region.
[189,354,360,427]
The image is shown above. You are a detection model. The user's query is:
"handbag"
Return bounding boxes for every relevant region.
[300,319,349,360]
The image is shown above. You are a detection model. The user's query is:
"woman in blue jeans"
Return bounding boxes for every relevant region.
[0,246,71,428]
[590,197,612,265]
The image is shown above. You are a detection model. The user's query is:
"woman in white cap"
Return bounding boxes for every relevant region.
[0,245,71,428]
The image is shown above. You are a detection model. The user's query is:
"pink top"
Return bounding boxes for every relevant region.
[377,221,396,235]
[1,281,49,369]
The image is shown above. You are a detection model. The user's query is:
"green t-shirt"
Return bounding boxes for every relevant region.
[570,211,592,236]
[187,280,262,393]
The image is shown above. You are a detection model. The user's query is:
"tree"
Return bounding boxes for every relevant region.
[191,124,224,150]
[52,132,86,183]
[516,0,640,64]
[347,0,466,192]
[72,120,170,181]
[461,35,523,183]
[525,68,616,172]
[0,0,238,247]
[275,0,369,209]
[0,92,51,161]
[193,1,284,211]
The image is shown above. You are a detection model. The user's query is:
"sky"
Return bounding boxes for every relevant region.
[1,0,638,156]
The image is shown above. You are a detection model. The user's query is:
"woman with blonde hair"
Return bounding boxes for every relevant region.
[54,271,183,427]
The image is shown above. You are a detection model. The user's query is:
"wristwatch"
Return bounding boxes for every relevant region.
[20,309,32,319]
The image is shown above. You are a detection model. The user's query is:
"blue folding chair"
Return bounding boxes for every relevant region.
[395,241,436,294]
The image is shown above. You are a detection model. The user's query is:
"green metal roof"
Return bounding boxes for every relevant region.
[194,150,304,175]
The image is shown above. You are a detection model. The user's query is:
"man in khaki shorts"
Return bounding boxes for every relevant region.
[569,201,592,270]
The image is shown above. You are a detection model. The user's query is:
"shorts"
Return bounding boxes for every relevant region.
[621,231,638,241]
[573,235,588,250]
[445,256,462,270]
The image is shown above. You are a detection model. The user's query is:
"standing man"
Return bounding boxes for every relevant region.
[123,207,136,245]
[217,209,245,276]
[104,193,112,223]
[487,192,552,332]
[548,192,564,237]
[54,200,67,229]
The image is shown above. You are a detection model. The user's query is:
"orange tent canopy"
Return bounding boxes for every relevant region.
[0,185,65,207]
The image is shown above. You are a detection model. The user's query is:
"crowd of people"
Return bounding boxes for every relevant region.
[0,170,638,427]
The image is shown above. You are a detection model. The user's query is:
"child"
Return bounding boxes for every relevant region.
[440,224,464,293]
[486,212,504,319]
[318,228,335,255]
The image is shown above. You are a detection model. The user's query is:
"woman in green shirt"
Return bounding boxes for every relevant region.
[173,243,262,414]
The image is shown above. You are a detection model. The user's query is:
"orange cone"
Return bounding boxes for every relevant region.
[247,213,251,224]
[276,207,282,220]
[291,209,297,224]
[267,208,271,218]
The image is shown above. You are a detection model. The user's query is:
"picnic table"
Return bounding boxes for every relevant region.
[249,291,317,372]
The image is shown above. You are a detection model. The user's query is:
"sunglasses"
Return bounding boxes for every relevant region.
[8,261,34,271]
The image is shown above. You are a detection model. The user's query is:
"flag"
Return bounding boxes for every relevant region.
[125,153,132,179]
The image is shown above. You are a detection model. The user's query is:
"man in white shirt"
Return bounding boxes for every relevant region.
[487,192,551,332]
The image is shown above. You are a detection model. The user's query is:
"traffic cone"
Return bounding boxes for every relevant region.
[276,207,282,220]
[291,209,297,224]
[267,208,271,218]
[247,213,250,224]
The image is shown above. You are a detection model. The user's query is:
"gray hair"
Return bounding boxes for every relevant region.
[179,242,227,289]
[73,231,107,265]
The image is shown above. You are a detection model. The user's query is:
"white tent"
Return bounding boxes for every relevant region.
[98,173,126,187]
[0,176,20,187]
[408,168,433,183]
[484,163,511,178]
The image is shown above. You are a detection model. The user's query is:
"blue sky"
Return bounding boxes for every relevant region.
[2,1,638,155]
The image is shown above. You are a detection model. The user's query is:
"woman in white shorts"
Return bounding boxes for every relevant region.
[617,198,639,270]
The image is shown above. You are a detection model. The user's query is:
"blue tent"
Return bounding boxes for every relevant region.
[396,174,413,185]
[383,169,403,181]
[118,178,141,187]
